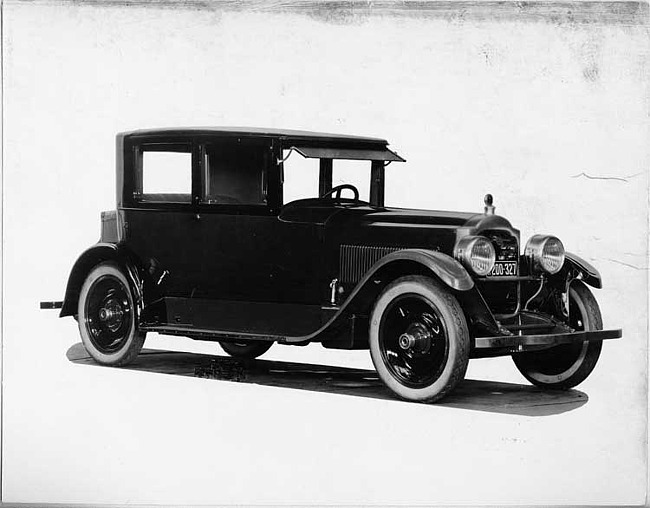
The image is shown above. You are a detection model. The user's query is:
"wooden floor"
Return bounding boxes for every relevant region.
[67,343,588,416]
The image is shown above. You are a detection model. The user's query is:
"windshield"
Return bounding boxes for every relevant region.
[282,151,372,205]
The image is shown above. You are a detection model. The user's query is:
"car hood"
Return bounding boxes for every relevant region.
[279,201,514,232]
[338,207,476,227]
[331,206,515,232]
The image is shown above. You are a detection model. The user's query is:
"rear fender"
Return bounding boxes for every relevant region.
[60,243,145,318]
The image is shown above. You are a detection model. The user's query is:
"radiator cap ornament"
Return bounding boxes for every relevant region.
[484,193,495,215]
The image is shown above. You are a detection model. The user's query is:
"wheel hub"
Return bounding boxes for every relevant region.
[398,321,434,354]
[98,298,125,332]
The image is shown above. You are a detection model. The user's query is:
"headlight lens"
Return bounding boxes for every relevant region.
[525,235,565,274]
[454,236,496,276]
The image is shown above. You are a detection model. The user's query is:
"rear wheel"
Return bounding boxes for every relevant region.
[78,262,146,366]
[369,276,470,403]
[512,280,603,389]
[219,341,273,359]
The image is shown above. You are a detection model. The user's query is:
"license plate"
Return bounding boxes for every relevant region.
[489,261,518,277]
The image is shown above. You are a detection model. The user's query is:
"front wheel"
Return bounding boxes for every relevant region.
[512,280,603,389]
[78,262,146,366]
[369,276,470,403]
[219,341,273,359]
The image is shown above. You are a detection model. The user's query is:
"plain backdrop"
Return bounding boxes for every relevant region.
[2,0,648,505]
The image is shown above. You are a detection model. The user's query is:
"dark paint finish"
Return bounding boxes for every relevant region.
[564,252,602,289]
[60,243,146,318]
[120,126,390,145]
[193,212,324,304]
[124,208,202,296]
[59,127,620,357]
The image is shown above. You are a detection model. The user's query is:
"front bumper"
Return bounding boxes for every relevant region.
[475,328,622,352]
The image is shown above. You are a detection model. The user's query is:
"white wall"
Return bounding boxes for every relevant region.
[3,1,648,505]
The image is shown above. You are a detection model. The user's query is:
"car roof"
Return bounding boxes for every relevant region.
[119,127,389,146]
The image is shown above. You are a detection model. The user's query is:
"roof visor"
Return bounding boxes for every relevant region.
[291,146,405,162]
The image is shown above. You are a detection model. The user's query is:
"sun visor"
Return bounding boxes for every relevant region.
[292,146,405,162]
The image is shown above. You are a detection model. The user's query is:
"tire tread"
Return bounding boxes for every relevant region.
[512,280,603,390]
[369,275,469,403]
[77,261,146,366]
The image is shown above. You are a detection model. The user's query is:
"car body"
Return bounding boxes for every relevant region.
[50,127,622,402]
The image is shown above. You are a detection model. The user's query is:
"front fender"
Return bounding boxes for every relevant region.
[288,248,475,345]
[371,249,475,291]
[60,243,144,317]
[564,252,602,289]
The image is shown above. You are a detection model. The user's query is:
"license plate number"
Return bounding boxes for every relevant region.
[489,261,517,277]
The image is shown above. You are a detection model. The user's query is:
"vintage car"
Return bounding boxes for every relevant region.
[45,127,622,402]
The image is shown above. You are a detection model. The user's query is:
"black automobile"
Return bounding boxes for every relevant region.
[46,127,622,402]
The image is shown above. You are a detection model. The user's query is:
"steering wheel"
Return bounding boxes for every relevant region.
[320,184,360,201]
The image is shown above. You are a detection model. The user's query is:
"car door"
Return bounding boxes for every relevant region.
[191,137,324,335]
[121,139,203,324]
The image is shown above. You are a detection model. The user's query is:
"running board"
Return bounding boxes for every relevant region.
[142,324,286,343]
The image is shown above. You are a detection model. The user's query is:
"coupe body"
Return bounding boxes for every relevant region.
[51,127,622,402]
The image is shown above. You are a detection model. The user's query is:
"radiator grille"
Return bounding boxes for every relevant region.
[479,230,520,314]
[340,245,402,283]
[484,230,519,263]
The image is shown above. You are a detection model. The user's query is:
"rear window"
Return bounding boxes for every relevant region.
[134,145,192,204]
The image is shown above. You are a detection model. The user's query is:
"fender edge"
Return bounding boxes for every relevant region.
[565,252,602,289]
[59,243,144,317]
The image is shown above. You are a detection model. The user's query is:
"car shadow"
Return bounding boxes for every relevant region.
[66,343,587,416]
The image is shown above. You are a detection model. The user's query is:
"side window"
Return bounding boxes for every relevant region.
[282,149,320,204]
[282,154,372,204]
[202,142,268,205]
[135,145,192,204]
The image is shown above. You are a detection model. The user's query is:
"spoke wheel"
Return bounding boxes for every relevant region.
[379,296,449,388]
[85,276,133,353]
[78,262,146,366]
[369,276,469,403]
[220,341,273,359]
[512,280,603,389]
